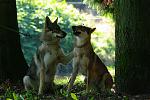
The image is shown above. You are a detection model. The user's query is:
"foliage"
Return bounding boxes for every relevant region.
[1,82,146,100]
[91,17,115,66]
[17,0,115,68]
[71,93,78,100]
[83,0,114,15]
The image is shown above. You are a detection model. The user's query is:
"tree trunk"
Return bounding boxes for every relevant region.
[115,0,150,95]
[0,0,28,83]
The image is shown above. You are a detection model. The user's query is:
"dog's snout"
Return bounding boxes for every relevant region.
[72,26,81,36]
[58,31,66,38]
[74,31,81,36]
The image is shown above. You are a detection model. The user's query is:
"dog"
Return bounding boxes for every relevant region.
[67,25,113,93]
[23,16,73,95]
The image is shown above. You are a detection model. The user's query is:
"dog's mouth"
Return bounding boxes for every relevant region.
[72,26,82,36]
[56,32,66,38]
[73,31,81,36]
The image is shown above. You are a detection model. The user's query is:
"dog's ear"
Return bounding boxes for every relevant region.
[90,28,96,34]
[45,16,52,31]
[53,17,58,24]
[45,16,52,25]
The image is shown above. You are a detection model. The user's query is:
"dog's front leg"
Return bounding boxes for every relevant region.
[60,51,73,65]
[67,58,79,93]
[38,63,45,95]
[81,56,90,92]
[86,69,91,93]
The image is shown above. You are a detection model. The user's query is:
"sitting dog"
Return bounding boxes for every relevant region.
[67,25,113,92]
[23,16,73,95]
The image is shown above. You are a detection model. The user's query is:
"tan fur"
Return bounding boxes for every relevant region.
[68,25,113,93]
[23,16,73,95]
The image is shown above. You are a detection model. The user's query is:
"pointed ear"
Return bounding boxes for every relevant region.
[45,16,52,31]
[90,28,96,33]
[45,16,52,25]
[53,17,58,24]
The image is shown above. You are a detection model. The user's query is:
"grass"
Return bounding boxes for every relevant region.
[0,67,118,100]
[54,74,85,85]
[1,67,149,100]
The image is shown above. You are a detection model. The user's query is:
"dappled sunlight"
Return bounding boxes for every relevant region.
[54,66,115,85]
[3,0,149,99]
[54,75,85,85]
[107,67,115,78]
[90,16,115,66]
[96,23,114,34]
[0,0,117,99]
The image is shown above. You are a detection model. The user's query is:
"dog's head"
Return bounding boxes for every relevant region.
[40,16,66,41]
[72,25,96,46]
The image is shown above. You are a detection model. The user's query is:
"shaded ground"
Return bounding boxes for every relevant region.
[1,79,150,100]
[0,80,117,100]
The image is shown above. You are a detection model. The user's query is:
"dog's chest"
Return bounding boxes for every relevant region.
[74,48,89,57]
[43,51,58,67]
[74,48,90,74]
[44,52,52,66]
[74,47,94,75]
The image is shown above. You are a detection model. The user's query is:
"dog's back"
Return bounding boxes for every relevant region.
[90,54,113,89]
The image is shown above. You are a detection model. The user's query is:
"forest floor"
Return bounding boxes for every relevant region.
[0,68,150,100]
[0,79,117,100]
[0,76,150,100]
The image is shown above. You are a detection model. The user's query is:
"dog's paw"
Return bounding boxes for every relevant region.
[38,91,43,96]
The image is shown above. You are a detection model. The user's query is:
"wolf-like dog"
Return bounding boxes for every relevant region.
[67,25,113,93]
[23,16,73,95]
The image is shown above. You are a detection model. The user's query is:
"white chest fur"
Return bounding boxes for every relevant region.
[74,48,89,75]
[44,52,57,68]
[44,52,51,66]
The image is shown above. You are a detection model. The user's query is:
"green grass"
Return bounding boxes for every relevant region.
[54,66,115,86]
[54,75,85,85]
[0,68,117,100]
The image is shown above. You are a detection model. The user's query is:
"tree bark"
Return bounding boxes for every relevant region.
[115,0,150,95]
[0,0,28,83]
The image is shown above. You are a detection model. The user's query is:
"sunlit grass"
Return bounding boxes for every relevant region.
[107,66,115,80]
[54,75,85,85]
[54,66,115,85]
[54,75,69,85]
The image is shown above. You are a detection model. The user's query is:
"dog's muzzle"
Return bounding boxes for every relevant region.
[56,31,66,38]
[73,31,81,36]
[72,26,81,36]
